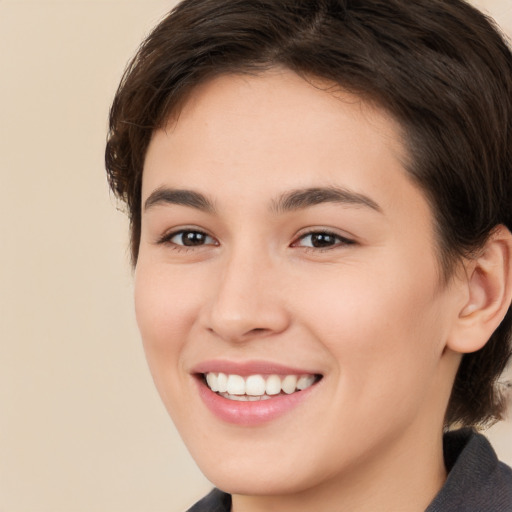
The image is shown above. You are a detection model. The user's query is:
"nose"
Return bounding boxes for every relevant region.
[201,248,290,343]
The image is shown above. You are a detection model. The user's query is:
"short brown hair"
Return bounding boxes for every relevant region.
[105,0,512,427]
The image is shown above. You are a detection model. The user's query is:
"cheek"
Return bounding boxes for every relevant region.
[298,263,448,414]
[134,263,200,342]
[133,265,201,402]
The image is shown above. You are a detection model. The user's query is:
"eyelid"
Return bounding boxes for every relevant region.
[291,228,356,249]
[154,226,355,250]
[156,226,218,246]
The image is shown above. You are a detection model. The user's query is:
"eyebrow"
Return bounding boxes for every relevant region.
[144,187,216,213]
[271,186,382,214]
[143,185,381,215]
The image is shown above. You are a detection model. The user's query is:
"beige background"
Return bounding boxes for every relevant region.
[1,1,511,511]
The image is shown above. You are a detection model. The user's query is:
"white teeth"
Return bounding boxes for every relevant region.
[245,375,266,396]
[217,372,228,393]
[282,375,298,394]
[219,392,272,401]
[227,374,245,395]
[297,375,315,390]
[206,373,219,392]
[204,372,318,398]
[265,375,282,395]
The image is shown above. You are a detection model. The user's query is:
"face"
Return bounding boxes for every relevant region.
[135,70,462,496]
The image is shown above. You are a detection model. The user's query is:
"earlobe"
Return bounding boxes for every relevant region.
[447,225,512,354]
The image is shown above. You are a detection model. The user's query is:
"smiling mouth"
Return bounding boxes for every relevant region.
[201,372,322,401]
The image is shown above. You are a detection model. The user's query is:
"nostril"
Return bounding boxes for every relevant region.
[248,328,268,334]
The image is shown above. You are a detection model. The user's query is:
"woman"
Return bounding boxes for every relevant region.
[105,0,512,510]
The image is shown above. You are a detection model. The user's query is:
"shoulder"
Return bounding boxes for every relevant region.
[186,488,231,512]
[427,428,512,512]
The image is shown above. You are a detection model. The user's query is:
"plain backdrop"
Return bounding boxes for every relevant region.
[1,1,511,511]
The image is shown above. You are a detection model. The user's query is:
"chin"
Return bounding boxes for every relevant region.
[205,467,313,497]
[187,440,334,498]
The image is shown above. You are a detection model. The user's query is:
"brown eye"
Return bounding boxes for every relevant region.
[295,231,354,249]
[169,230,216,247]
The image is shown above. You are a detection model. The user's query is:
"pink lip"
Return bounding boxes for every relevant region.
[191,359,320,377]
[192,360,322,426]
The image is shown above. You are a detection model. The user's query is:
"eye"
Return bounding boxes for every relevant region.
[293,230,354,249]
[161,229,217,247]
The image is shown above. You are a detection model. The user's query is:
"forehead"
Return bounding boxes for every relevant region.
[144,69,410,198]
[166,70,404,149]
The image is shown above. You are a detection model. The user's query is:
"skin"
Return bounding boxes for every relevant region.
[134,69,489,511]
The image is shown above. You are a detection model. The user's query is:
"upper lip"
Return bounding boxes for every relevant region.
[191,359,322,377]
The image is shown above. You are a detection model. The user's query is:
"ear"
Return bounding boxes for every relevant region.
[447,225,512,354]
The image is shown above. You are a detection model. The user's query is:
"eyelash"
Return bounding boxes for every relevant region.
[157,229,217,252]
[157,228,355,252]
[293,230,355,251]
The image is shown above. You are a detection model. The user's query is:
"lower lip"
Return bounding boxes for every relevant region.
[195,377,319,426]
